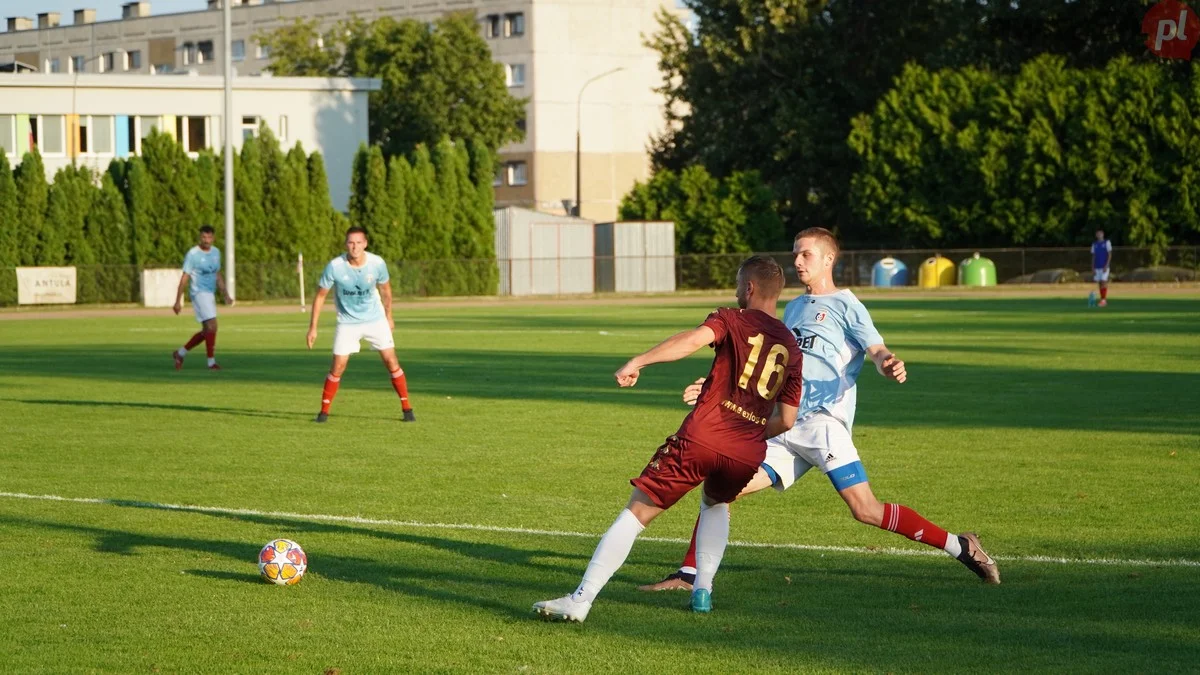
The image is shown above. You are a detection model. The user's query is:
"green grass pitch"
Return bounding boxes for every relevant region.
[0,294,1197,673]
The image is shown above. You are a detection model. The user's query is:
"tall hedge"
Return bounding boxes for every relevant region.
[0,151,17,303]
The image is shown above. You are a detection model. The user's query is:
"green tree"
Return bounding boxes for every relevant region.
[258,124,303,262]
[257,13,526,157]
[384,154,411,262]
[120,157,157,267]
[306,151,341,258]
[348,144,390,250]
[13,149,47,265]
[286,144,315,261]
[85,173,136,302]
[140,130,203,263]
[0,151,18,304]
[194,151,220,230]
[43,166,94,267]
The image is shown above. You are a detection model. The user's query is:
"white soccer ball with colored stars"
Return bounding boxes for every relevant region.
[258,539,307,586]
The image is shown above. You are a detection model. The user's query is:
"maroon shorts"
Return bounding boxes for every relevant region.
[630,436,761,509]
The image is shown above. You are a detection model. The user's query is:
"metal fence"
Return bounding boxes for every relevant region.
[1,246,1196,307]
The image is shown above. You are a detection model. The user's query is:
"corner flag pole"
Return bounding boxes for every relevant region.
[222,0,236,300]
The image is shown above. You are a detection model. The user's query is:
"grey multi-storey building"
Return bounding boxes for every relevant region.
[1,0,690,221]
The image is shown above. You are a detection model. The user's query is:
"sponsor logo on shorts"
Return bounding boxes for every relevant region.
[825,453,835,463]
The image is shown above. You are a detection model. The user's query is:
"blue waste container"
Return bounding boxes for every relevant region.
[872,257,908,287]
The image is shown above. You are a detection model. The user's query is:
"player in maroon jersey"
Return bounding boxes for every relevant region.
[532,256,804,622]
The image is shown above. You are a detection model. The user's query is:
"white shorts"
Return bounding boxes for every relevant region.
[192,292,217,323]
[1094,269,1110,282]
[762,412,868,492]
[332,319,394,356]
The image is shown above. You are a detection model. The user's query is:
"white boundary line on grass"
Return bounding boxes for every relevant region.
[2,491,1197,569]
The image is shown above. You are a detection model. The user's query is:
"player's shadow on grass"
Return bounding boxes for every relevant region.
[0,397,315,421]
[6,512,1200,670]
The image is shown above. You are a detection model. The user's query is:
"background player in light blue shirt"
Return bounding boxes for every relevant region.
[172,225,233,371]
[641,227,1000,591]
[1091,229,1112,307]
[306,226,416,423]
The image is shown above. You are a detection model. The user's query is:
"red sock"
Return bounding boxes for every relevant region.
[321,374,340,414]
[390,368,412,411]
[184,331,205,351]
[882,503,950,549]
[680,515,700,572]
[1100,286,1108,300]
[204,329,217,358]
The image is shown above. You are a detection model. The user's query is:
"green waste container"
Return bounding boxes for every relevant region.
[958,252,997,286]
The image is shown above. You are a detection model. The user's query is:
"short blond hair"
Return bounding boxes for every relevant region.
[795,227,840,261]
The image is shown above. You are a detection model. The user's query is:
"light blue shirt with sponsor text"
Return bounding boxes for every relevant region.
[780,289,884,432]
[182,246,221,297]
[319,252,390,325]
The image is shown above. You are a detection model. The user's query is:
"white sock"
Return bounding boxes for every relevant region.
[571,508,644,604]
[943,533,962,558]
[207,357,216,367]
[693,500,730,592]
[176,348,187,358]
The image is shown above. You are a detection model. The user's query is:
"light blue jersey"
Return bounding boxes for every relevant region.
[780,289,884,432]
[319,252,390,325]
[182,246,221,297]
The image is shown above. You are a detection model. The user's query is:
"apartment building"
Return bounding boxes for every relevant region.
[0,0,690,221]
[0,74,379,210]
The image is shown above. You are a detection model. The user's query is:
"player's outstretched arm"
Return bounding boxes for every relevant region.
[765,401,799,439]
[615,326,717,387]
[867,344,906,383]
[306,287,330,349]
[173,271,189,315]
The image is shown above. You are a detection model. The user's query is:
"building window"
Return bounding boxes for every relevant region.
[77,117,90,153]
[493,166,503,187]
[515,117,526,134]
[140,116,161,143]
[506,161,527,186]
[485,14,501,38]
[198,41,214,64]
[278,115,288,142]
[181,116,208,152]
[256,43,270,59]
[183,42,195,65]
[127,116,138,153]
[101,52,116,73]
[505,13,525,37]
[71,55,85,73]
[152,63,173,74]
[0,115,14,156]
[126,50,142,70]
[241,115,259,141]
[39,115,65,154]
[232,39,245,61]
[92,116,114,154]
[506,63,525,87]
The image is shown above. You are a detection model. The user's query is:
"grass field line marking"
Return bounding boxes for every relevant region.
[3,491,1198,569]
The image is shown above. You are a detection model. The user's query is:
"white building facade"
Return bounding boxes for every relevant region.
[0,73,379,209]
[0,0,692,221]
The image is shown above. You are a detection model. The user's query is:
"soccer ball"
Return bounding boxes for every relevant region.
[258,539,307,586]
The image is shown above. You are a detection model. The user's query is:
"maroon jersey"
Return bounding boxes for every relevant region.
[674,307,804,463]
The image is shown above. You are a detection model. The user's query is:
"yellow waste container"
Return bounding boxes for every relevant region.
[919,255,956,288]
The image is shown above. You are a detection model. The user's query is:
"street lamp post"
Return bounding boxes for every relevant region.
[222,0,235,299]
[574,66,624,218]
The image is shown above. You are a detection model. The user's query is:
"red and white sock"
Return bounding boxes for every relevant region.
[679,516,700,577]
[204,329,217,363]
[1100,286,1108,301]
[320,374,341,414]
[390,367,412,411]
[180,331,205,356]
[882,503,961,557]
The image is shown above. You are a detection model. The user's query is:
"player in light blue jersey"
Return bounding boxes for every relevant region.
[173,225,233,371]
[306,226,416,423]
[640,227,1000,590]
[1091,229,1112,307]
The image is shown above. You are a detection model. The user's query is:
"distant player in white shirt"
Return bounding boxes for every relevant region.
[173,225,233,371]
[306,226,416,423]
[640,227,999,590]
